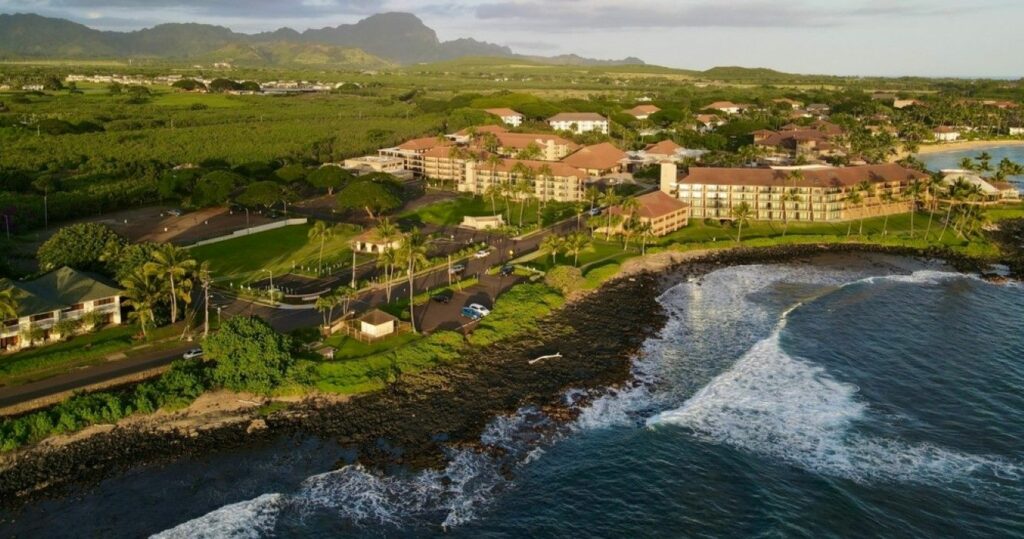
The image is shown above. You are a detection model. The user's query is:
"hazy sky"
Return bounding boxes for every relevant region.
[2,0,1022,77]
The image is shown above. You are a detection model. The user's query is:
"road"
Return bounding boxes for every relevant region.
[0,218,581,410]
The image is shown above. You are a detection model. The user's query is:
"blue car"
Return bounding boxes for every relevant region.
[460,306,482,320]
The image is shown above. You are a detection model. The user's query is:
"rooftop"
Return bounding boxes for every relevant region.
[561,142,627,170]
[359,309,398,326]
[643,139,683,156]
[548,112,607,123]
[0,267,123,317]
[608,190,689,219]
[484,108,523,118]
[626,104,660,117]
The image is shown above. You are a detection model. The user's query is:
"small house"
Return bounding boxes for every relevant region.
[359,309,398,339]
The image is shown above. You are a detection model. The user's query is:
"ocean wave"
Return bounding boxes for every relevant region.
[151,493,285,539]
[646,329,1022,488]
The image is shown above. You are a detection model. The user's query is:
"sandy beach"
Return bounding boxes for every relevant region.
[915,139,1024,155]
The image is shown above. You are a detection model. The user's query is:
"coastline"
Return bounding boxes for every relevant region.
[915,139,1024,155]
[0,243,1005,506]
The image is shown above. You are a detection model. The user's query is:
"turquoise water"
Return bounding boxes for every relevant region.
[919,144,1024,189]
[4,261,1024,537]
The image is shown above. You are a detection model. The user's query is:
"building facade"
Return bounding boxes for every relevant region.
[661,162,927,222]
[547,113,609,134]
[459,159,587,202]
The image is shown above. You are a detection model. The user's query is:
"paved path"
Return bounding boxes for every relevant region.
[0,217,582,410]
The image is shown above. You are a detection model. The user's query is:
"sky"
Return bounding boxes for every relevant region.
[1,0,1022,77]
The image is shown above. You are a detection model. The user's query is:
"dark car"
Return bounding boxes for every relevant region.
[499,265,515,277]
[431,290,454,303]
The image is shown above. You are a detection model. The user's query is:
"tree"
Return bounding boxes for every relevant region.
[198,261,212,339]
[37,223,124,273]
[193,170,245,207]
[306,166,351,195]
[204,316,293,395]
[619,197,640,251]
[274,163,308,184]
[144,244,196,324]
[544,265,584,296]
[208,78,242,93]
[398,230,429,333]
[374,218,399,302]
[308,221,334,275]
[235,181,282,211]
[120,267,164,339]
[0,286,18,321]
[731,201,753,243]
[844,190,863,237]
[636,221,654,255]
[171,79,207,92]
[336,180,402,219]
[855,180,874,236]
[32,175,59,229]
[541,234,564,265]
[563,231,593,266]
[316,291,341,327]
[905,180,923,238]
[599,191,622,240]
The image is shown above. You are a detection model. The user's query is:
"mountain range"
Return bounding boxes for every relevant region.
[0,12,645,68]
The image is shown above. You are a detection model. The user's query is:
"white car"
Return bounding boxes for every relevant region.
[468,303,491,317]
[449,264,466,274]
[473,249,490,259]
[182,348,203,360]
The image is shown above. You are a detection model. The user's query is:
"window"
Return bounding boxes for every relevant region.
[30,312,54,322]
[94,297,116,306]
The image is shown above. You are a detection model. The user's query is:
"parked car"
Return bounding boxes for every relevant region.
[166,208,183,217]
[449,264,466,275]
[499,265,514,277]
[460,306,482,320]
[587,207,603,217]
[431,290,454,304]
[182,348,203,360]
[468,303,491,317]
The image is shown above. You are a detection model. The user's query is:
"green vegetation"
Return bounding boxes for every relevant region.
[189,222,362,279]
[323,332,420,361]
[204,316,293,395]
[314,283,563,394]
[0,358,213,452]
[36,222,123,273]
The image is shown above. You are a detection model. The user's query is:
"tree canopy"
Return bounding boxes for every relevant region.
[192,170,245,207]
[335,178,402,218]
[37,222,124,273]
[203,316,293,395]
[306,166,353,195]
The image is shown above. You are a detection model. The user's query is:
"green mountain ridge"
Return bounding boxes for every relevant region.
[0,12,645,68]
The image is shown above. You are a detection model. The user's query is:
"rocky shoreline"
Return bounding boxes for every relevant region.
[0,242,1005,507]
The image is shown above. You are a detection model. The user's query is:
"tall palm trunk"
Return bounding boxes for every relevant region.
[169,275,177,323]
[408,258,416,333]
[939,201,954,242]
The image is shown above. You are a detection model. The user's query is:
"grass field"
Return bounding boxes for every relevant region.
[0,324,182,388]
[190,222,363,279]
[323,332,421,361]
[399,194,578,229]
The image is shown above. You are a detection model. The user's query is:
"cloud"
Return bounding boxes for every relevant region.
[473,0,995,29]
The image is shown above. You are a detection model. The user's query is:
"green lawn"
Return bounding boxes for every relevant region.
[0,323,182,388]
[153,91,245,108]
[399,195,578,229]
[323,332,421,361]
[190,222,362,280]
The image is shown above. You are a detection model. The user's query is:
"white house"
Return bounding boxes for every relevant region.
[1010,127,1024,136]
[1,267,123,352]
[705,101,747,115]
[547,112,609,134]
[933,126,961,142]
[484,108,524,127]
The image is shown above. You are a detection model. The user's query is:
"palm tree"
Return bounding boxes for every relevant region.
[376,247,398,303]
[315,290,341,327]
[541,234,564,265]
[976,151,993,172]
[599,191,622,240]
[198,261,212,338]
[958,157,976,171]
[399,230,429,333]
[563,232,592,266]
[585,186,601,213]
[619,197,640,251]
[731,201,753,243]
[636,221,654,255]
[905,180,923,238]
[879,191,895,236]
[938,178,969,242]
[843,190,862,237]
[0,286,18,322]
[308,221,334,275]
[924,173,943,240]
[855,180,874,236]
[121,267,164,339]
[144,244,196,324]
[336,285,357,321]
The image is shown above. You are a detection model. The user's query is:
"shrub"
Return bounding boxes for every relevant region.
[37,222,125,273]
[204,316,293,395]
[544,265,585,295]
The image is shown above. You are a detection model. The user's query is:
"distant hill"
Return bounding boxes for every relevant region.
[0,12,644,68]
[700,66,792,80]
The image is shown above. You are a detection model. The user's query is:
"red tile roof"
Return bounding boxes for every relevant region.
[548,112,607,122]
[488,158,585,178]
[484,108,523,118]
[608,191,688,219]
[561,142,627,170]
[644,139,683,155]
[494,132,578,150]
[680,164,927,188]
[397,136,450,151]
[626,104,661,117]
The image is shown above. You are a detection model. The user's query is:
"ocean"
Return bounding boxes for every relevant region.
[919,144,1024,189]
[5,255,1023,538]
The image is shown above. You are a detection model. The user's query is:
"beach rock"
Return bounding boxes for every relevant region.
[246,419,268,434]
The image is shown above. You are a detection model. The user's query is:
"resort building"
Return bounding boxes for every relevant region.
[561,142,628,176]
[484,108,524,127]
[625,105,660,120]
[932,126,962,142]
[547,112,609,135]
[1,267,123,352]
[705,101,747,115]
[695,114,725,133]
[753,122,846,159]
[660,162,927,222]
[772,98,803,110]
[379,136,451,177]
[605,191,690,237]
[940,170,1021,202]
[492,132,579,161]
[458,159,587,202]
[342,155,406,174]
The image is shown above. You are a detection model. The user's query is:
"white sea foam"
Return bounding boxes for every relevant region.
[647,328,1023,487]
[154,408,549,536]
[151,493,284,539]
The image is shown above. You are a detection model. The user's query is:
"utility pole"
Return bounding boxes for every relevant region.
[201,266,211,338]
[351,250,357,288]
